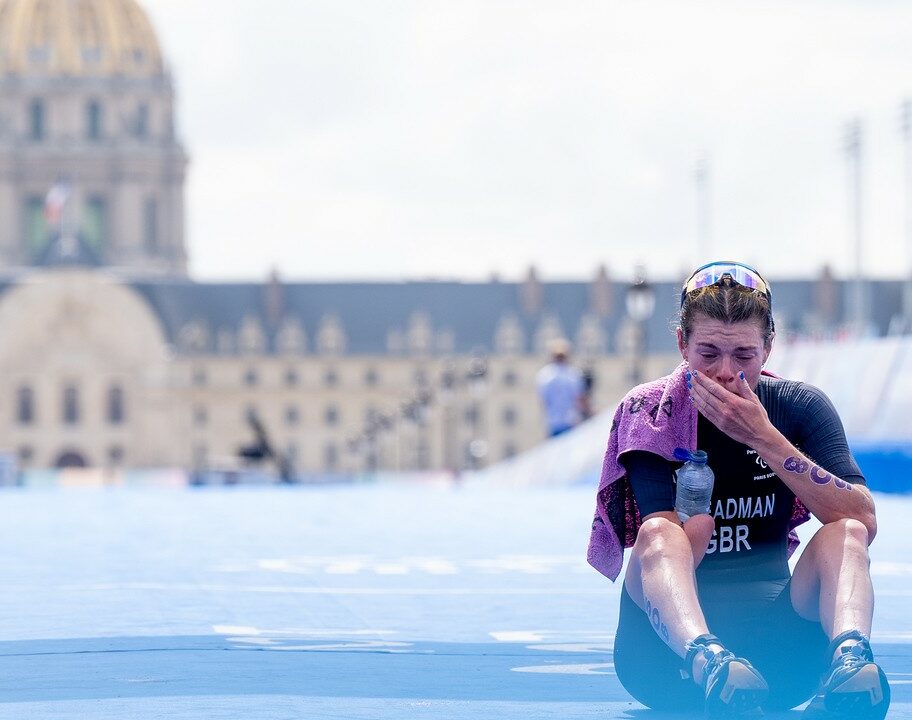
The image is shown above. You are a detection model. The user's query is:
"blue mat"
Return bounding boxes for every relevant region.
[0,485,907,718]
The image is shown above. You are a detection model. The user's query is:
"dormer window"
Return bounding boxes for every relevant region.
[81,46,102,65]
[143,197,158,251]
[134,104,148,138]
[86,100,102,140]
[62,385,80,425]
[28,99,45,141]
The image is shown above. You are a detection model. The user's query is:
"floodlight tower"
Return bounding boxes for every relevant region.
[901,100,912,329]
[695,153,712,263]
[844,119,866,334]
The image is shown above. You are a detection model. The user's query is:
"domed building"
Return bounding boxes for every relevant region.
[0,0,187,275]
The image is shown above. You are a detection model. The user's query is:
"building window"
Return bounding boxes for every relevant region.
[86,100,103,140]
[135,103,149,138]
[364,368,379,387]
[83,196,107,254]
[18,446,33,465]
[143,197,158,251]
[284,368,298,386]
[503,442,517,459]
[108,446,124,465]
[107,385,125,425]
[502,406,517,427]
[324,405,339,426]
[192,444,208,470]
[416,440,430,470]
[27,46,50,65]
[193,405,207,427]
[285,406,299,426]
[29,99,45,141]
[323,368,338,387]
[286,442,298,468]
[16,385,34,425]
[503,370,518,387]
[82,46,102,66]
[24,196,47,256]
[192,367,207,386]
[243,367,258,386]
[464,406,479,426]
[62,385,80,425]
[324,442,338,471]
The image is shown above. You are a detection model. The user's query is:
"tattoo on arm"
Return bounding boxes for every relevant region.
[783,456,808,473]
[784,456,852,492]
[643,594,671,645]
[810,465,831,485]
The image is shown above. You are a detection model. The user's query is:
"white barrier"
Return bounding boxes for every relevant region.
[767,337,912,444]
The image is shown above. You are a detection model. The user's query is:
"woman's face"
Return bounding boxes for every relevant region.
[677,314,772,392]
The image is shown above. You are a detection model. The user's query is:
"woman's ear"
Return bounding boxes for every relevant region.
[676,327,687,358]
[762,332,775,366]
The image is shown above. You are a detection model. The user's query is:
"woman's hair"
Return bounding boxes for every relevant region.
[679,280,774,346]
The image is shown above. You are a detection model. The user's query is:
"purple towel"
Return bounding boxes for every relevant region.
[586,362,809,581]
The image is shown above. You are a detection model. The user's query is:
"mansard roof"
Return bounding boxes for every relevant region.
[126,276,905,357]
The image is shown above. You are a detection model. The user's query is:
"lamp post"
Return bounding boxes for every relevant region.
[438,353,489,473]
[695,153,712,262]
[401,380,432,470]
[625,268,656,385]
[439,361,458,472]
[465,351,489,470]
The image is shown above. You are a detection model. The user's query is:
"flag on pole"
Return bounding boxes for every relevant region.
[44,181,71,227]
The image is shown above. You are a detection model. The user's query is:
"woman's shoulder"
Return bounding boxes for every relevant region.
[758,375,838,419]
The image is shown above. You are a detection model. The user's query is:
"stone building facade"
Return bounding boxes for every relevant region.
[0,266,679,473]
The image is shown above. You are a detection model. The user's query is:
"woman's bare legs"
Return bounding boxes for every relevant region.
[789,518,875,657]
[623,513,717,679]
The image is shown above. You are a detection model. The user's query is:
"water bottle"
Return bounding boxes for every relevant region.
[673,448,715,522]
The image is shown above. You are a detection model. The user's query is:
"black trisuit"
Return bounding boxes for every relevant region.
[612,376,866,712]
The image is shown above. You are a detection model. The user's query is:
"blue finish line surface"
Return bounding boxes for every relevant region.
[0,485,909,719]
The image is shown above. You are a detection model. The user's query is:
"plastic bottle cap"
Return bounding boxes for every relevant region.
[673,447,708,463]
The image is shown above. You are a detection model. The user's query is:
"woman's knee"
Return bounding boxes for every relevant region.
[818,517,871,550]
[634,517,688,562]
[799,519,872,579]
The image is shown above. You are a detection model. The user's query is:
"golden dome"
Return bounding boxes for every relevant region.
[0,0,163,78]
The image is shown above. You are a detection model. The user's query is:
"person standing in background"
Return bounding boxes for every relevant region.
[536,338,586,437]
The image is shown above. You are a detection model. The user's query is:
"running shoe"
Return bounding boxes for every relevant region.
[702,649,769,717]
[802,632,890,719]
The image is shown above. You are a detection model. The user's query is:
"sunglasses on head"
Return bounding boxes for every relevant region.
[680,261,772,309]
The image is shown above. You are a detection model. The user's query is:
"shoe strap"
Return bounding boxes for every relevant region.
[683,633,723,681]
[827,629,872,662]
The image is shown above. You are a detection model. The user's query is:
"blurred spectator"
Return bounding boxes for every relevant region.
[536,338,586,437]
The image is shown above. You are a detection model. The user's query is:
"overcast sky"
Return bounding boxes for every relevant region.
[141,0,912,283]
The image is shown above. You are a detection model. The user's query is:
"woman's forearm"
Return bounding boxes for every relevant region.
[752,426,877,540]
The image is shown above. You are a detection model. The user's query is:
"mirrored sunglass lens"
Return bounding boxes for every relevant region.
[730,268,760,289]
[689,268,728,290]
[686,265,766,294]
